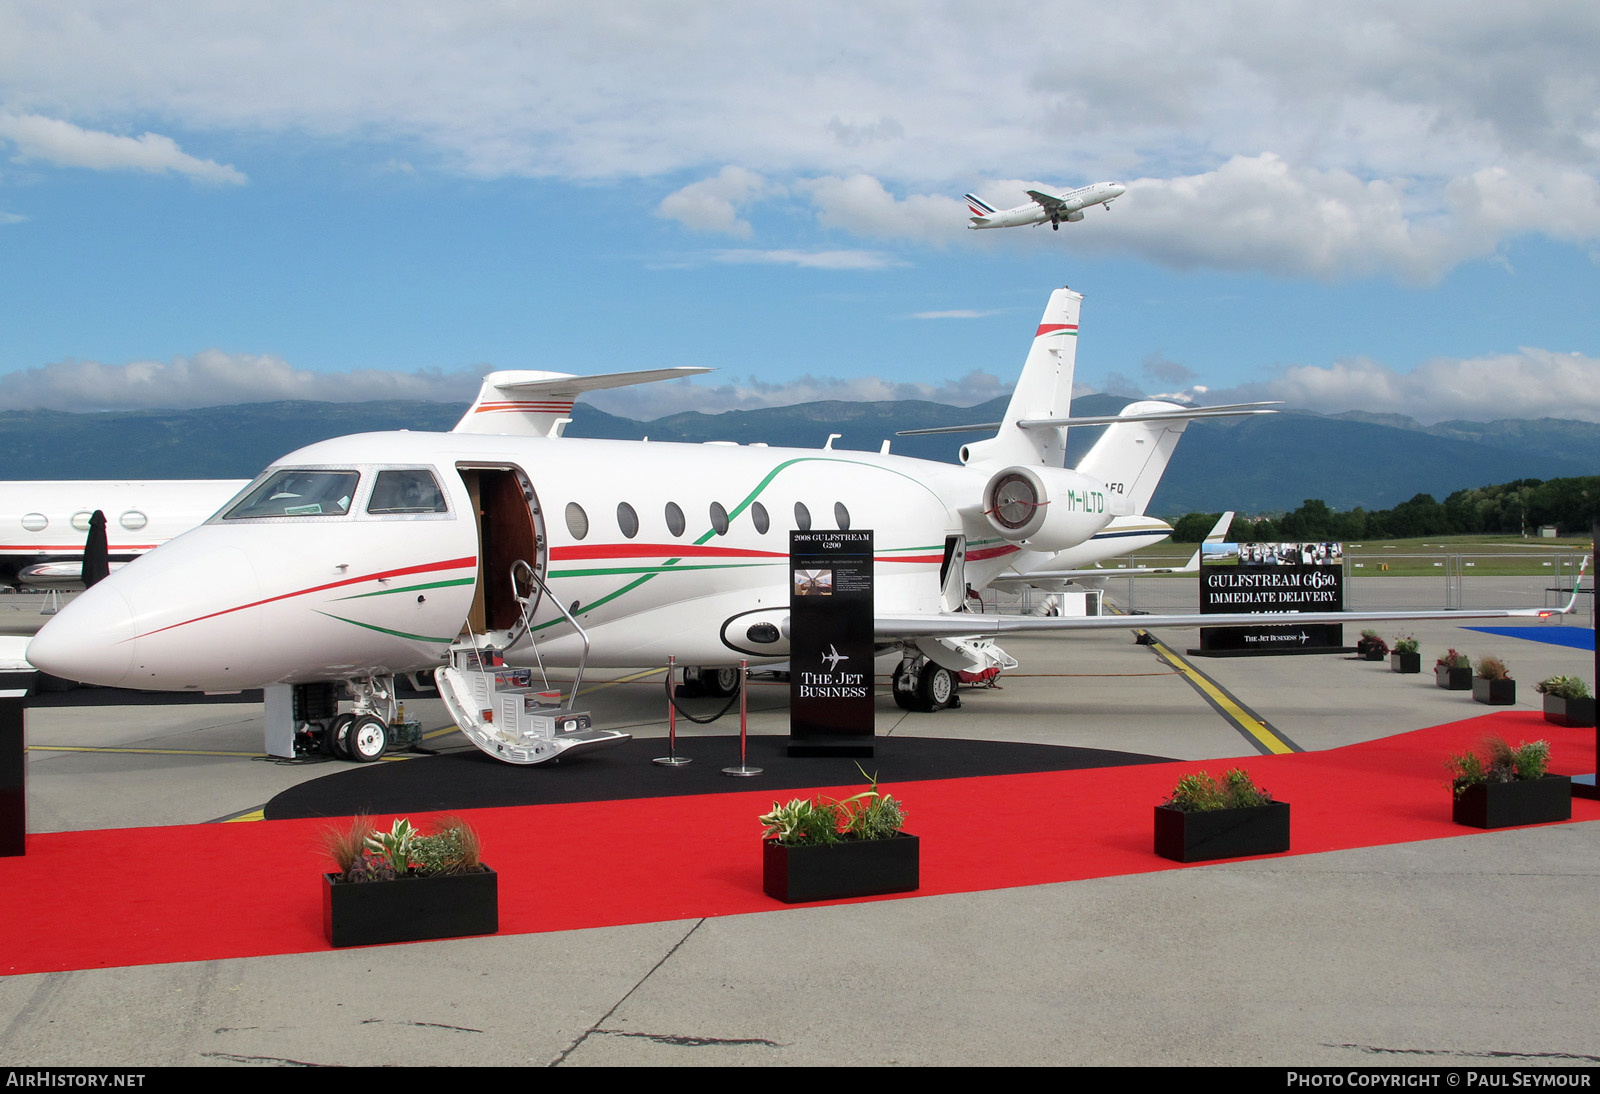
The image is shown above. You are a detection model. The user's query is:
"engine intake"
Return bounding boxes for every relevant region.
[980,465,1113,552]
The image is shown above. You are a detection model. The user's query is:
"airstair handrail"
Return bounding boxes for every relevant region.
[510,558,589,709]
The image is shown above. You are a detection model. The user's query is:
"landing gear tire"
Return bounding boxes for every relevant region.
[347,715,389,763]
[917,663,958,712]
[325,713,354,758]
[702,666,742,697]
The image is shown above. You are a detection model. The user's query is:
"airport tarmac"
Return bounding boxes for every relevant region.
[2,592,1597,1067]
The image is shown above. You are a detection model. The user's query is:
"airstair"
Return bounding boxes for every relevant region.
[435,560,630,765]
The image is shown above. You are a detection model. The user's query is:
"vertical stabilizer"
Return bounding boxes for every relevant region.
[963,287,1082,468]
[1075,400,1191,515]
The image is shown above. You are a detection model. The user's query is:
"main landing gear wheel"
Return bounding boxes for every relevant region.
[917,663,958,712]
[325,713,354,758]
[347,715,389,763]
[703,666,742,698]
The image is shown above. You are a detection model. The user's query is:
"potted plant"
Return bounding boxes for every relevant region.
[1536,675,1596,728]
[321,815,497,947]
[1153,769,1289,863]
[1446,738,1571,828]
[1435,649,1472,690]
[1472,656,1516,706]
[759,767,918,903]
[1390,635,1421,674]
[1355,629,1388,662]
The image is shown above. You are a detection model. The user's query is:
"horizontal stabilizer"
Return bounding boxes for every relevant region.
[896,402,1279,437]
[454,366,712,436]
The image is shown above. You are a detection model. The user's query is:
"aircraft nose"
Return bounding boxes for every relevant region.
[26,584,137,687]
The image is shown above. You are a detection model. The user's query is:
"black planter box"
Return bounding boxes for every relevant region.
[1153,802,1290,863]
[1452,776,1572,829]
[763,834,919,903]
[1543,694,1597,728]
[323,866,498,947]
[1390,652,1421,674]
[1473,678,1516,706]
[1436,665,1472,690]
[1359,646,1386,662]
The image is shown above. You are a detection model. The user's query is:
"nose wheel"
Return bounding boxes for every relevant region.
[346,714,389,763]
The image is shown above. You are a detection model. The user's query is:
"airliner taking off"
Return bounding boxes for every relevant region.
[965,182,1127,230]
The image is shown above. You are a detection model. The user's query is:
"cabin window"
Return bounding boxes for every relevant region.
[794,502,811,531]
[224,471,360,519]
[617,502,639,539]
[751,501,770,535]
[834,502,851,531]
[564,502,590,541]
[709,501,729,535]
[21,513,47,532]
[119,510,148,530]
[71,511,93,532]
[665,501,686,537]
[367,470,449,515]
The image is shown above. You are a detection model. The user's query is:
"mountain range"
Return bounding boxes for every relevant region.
[2,397,1595,516]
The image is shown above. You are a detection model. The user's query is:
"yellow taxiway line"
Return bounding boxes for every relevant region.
[1138,631,1301,755]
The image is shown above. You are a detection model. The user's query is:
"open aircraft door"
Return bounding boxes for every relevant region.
[456,465,548,642]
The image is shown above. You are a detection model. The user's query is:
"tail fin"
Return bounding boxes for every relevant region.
[964,193,997,216]
[1074,399,1191,515]
[962,286,1082,468]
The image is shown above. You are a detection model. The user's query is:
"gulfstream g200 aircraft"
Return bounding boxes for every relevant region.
[27,287,1566,765]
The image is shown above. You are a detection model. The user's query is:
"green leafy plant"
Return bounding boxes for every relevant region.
[1475,655,1511,681]
[1393,635,1420,655]
[1162,769,1274,812]
[1355,630,1388,657]
[759,765,907,846]
[1536,675,1592,700]
[326,815,487,882]
[1446,737,1552,798]
[1435,649,1470,670]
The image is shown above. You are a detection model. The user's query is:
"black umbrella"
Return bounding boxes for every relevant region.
[82,510,110,588]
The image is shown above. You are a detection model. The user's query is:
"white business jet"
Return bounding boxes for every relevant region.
[965,182,1127,231]
[27,287,1576,767]
[0,480,247,587]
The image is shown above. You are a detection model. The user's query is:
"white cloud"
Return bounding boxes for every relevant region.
[1,7,1598,276]
[708,248,904,270]
[0,114,244,183]
[657,166,770,237]
[584,370,1011,418]
[0,350,479,411]
[1139,348,1600,424]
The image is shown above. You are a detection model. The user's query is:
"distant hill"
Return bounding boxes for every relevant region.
[1,397,1595,516]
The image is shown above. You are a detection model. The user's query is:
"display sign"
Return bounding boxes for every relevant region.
[788,530,875,756]
[1197,541,1345,654]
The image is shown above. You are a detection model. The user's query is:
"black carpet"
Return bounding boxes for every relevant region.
[263,735,1174,819]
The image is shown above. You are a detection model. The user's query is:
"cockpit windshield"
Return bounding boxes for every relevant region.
[223,470,360,519]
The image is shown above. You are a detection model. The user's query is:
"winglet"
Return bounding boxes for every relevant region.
[453,367,712,436]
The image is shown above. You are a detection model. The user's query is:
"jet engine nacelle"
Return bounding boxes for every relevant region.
[1063,210,1085,222]
[980,465,1116,552]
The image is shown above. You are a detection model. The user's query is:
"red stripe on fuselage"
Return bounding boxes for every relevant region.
[133,555,479,640]
[967,544,1022,561]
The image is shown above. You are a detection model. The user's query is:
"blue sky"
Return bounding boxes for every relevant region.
[2,3,1598,425]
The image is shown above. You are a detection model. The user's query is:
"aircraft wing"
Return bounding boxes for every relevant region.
[1025,189,1069,209]
[874,603,1576,642]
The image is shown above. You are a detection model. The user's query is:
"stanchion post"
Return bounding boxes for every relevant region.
[723,659,762,777]
[653,654,691,767]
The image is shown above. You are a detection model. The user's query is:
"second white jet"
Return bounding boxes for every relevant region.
[965,182,1126,231]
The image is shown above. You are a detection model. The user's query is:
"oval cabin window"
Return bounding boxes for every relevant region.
[751,501,770,535]
[564,502,590,541]
[709,502,730,535]
[834,502,851,530]
[794,502,811,531]
[617,502,639,539]
[665,502,686,537]
[119,510,148,530]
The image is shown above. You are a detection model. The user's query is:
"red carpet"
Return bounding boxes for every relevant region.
[3,710,1596,975]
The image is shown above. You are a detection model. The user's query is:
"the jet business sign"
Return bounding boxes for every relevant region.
[788,530,875,756]
[1198,542,1345,654]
